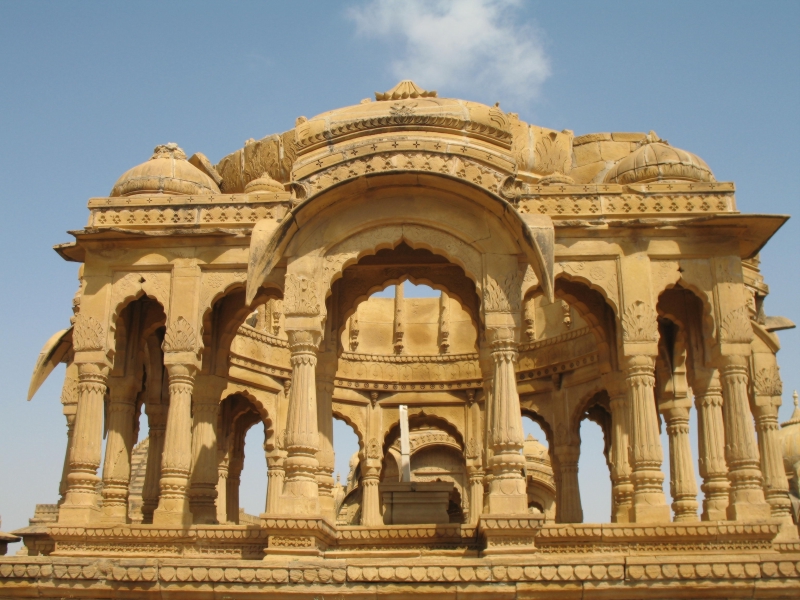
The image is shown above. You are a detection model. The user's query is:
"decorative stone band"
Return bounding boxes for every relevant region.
[88,194,291,231]
[335,378,483,391]
[340,351,479,364]
[1,556,799,591]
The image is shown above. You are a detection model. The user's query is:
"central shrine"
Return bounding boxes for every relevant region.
[3,80,800,598]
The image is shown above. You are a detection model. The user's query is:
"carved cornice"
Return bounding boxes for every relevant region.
[341,351,478,364]
[518,327,591,352]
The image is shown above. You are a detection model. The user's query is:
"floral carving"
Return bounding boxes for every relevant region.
[621,300,658,343]
[283,274,320,317]
[366,438,381,460]
[60,376,78,406]
[72,314,105,352]
[484,272,522,313]
[753,366,782,397]
[534,133,569,175]
[720,306,753,344]
[162,317,196,353]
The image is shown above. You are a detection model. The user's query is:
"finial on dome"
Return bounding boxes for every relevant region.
[375,80,437,101]
[794,390,799,408]
[526,433,535,441]
[151,143,187,161]
[244,172,286,194]
[639,130,669,146]
[782,390,800,427]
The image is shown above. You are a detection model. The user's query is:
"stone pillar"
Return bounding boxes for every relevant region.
[485,328,527,514]
[189,377,223,524]
[608,388,633,523]
[467,466,484,525]
[58,412,77,506]
[693,369,730,521]
[265,454,286,514]
[719,355,770,521]
[553,443,582,523]
[360,454,382,527]
[216,454,229,524]
[662,405,699,521]
[59,361,109,524]
[100,380,139,522]
[140,404,166,523]
[227,453,243,523]
[153,362,196,527]
[625,355,670,522]
[280,330,321,515]
[316,376,336,522]
[753,404,794,525]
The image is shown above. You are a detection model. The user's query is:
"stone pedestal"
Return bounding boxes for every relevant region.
[380,481,454,525]
[478,514,543,556]
[261,516,336,557]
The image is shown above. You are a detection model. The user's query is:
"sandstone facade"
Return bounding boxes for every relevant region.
[3,81,800,598]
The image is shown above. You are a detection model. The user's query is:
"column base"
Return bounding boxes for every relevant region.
[57,504,101,526]
[280,479,320,515]
[727,494,772,522]
[486,475,527,515]
[153,497,193,528]
[261,515,335,557]
[478,514,543,556]
[632,502,672,523]
[319,493,336,523]
[100,505,129,524]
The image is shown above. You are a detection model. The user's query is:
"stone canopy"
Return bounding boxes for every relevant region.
[4,80,800,598]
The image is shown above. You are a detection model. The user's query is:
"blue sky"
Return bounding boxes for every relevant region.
[0,1,798,534]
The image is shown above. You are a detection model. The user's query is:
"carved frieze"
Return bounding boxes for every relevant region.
[621,300,658,343]
[720,306,754,344]
[198,270,247,318]
[72,314,105,352]
[558,260,619,311]
[283,274,320,317]
[753,366,782,397]
[483,271,522,313]
[162,317,196,353]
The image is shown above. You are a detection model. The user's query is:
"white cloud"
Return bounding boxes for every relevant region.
[348,0,550,106]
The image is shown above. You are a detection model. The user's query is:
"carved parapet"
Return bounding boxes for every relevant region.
[87,193,291,231]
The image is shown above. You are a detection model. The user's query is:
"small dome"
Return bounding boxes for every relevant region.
[523,434,550,464]
[245,172,286,194]
[780,391,800,474]
[604,132,715,185]
[110,143,221,197]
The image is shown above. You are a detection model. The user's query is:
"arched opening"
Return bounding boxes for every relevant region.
[217,393,266,524]
[333,416,361,525]
[521,414,556,520]
[577,392,613,523]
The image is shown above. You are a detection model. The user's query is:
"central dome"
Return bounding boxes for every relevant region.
[293,80,513,155]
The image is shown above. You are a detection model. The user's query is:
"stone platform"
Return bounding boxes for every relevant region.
[1,521,799,598]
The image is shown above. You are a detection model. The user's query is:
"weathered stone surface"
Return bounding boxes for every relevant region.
[11,80,799,598]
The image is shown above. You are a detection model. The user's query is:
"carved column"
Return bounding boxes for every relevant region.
[751,363,794,528]
[393,283,405,354]
[625,355,671,522]
[662,406,699,521]
[216,453,229,524]
[693,369,730,521]
[753,403,794,525]
[189,377,223,524]
[265,453,286,514]
[140,404,166,523]
[719,355,771,520]
[100,379,139,522]
[361,439,383,526]
[553,443,583,523]
[608,388,633,523]
[280,329,321,515]
[153,361,196,527]
[226,452,243,523]
[485,328,527,514]
[439,291,451,354]
[59,361,109,524]
[466,466,484,524]
[316,372,336,522]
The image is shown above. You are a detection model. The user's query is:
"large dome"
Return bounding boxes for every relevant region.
[111,143,221,197]
[293,80,513,155]
[604,132,715,185]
